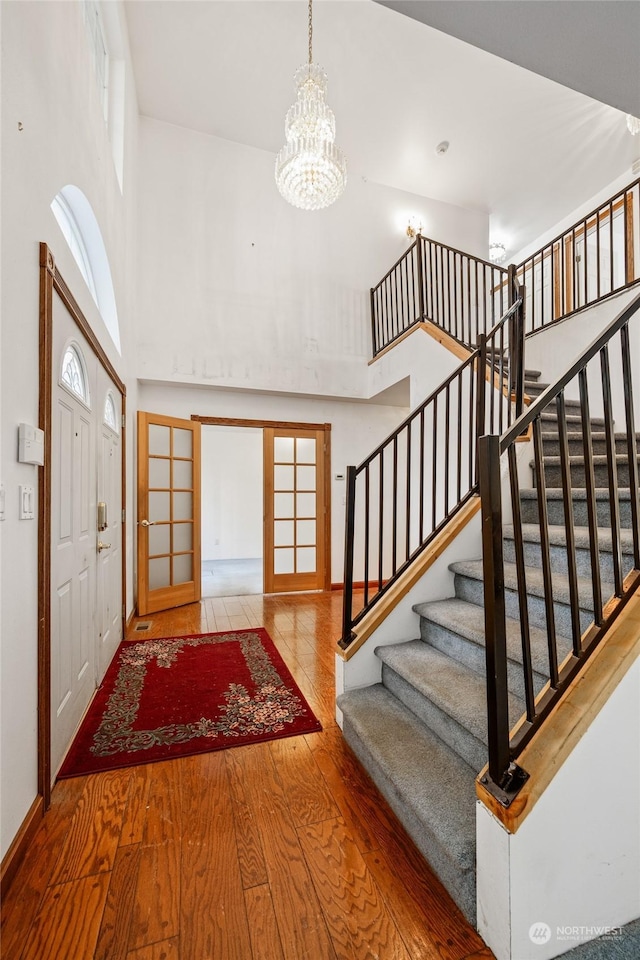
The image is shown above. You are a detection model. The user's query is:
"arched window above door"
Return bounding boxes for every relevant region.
[103,391,119,433]
[61,343,91,408]
[50,185,121,354]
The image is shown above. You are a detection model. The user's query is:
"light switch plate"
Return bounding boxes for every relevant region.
[19,484,35,520]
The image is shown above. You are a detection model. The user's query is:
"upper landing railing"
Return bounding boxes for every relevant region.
[371,179,640,357]
[519,178,640,334]
[371,237,509,355]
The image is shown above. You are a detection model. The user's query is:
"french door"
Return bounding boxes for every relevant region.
[137,412,201,614]
[263,426,330,593]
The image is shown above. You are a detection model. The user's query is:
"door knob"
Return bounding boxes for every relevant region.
[97,540,111,552]
[140,519,155,527]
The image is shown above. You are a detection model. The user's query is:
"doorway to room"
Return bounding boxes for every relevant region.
[201,425,264,597]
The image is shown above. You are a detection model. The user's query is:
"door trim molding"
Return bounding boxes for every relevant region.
[38,242,127,809]
[192,415,331,432]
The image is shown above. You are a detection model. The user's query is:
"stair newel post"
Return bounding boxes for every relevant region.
[475,334,487,482]
[478,434,512,793]
[416,235,425,322]
[339,465,358,650]
[370,287,378,357]
[507,264,525,420]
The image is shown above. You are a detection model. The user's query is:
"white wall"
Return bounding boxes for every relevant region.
[135,116,489,399]
[477,657,640,960]
[0,0,139,859]
[201,426,263,560]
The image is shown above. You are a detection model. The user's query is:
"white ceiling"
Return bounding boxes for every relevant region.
[124,0,638,258]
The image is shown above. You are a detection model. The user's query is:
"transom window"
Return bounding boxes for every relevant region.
[104,392,119,432]
[51,193,98,304]
[61,344,90,407]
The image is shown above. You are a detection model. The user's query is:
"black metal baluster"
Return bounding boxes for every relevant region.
[419,406,425,543]
[609,200,614,295]
[432,398,438,530]
[601,344,623,595]
[508,444,535,721]
[557,392,583,656]
[378,453,384,590]
[533,417,560,686]
[621,322,640,569]
[444,384,450,516]
[457,372,463,502]
[416,237,425,323]
[340,465,357,647]
[406,421,412,562]
[578,368,603,624]
[469,358,476,488]
[363,464,370,608]
[392,436,398,574]
[370,287,377,356]
[583,218,588,308]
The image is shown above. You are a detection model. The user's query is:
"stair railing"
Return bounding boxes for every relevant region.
[341,269,524,648]
[517,178,639,336]
[371,236,510,356]
[478,291,640,806]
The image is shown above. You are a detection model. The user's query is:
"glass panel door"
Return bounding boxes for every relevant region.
[137,412,201,614]
[264,426,330,593]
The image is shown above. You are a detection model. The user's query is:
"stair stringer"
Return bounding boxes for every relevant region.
[476,591,640,960]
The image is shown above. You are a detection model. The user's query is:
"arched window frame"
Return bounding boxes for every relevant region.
[60,340,92,410]
[51,193,99,304]
[103,390,119,434]
[50,185,122,354]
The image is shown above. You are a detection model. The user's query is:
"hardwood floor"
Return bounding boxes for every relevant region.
[1,591,492,960]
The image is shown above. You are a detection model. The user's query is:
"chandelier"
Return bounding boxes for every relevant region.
[275,0,347,210]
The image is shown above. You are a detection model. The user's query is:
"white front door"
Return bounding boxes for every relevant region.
[96,371,123,682]
[50,291,123,779]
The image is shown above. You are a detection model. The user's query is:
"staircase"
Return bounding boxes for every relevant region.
[337,366,640,925]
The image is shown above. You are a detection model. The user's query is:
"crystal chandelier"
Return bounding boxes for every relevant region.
[275,0,347,210]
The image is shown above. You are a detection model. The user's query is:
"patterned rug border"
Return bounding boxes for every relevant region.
[58,627,322,778]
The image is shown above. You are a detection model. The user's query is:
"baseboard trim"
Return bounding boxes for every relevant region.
[0,793,44,897]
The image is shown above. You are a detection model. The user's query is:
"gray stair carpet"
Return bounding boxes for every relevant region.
[450,558,612,637]
[337,363,639,937]
[376,641,525,769]
[337,683,477,925]
[413,596,572,699]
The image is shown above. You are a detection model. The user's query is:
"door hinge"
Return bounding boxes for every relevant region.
[121,414,126,428]
[122,604,126,620]
[122,509,126,522]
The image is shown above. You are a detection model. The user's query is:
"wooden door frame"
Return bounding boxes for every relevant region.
[136,411,201,615]
[38,243,127,810]
[192,416,332,592]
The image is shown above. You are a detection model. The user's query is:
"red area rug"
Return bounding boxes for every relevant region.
[58,628,321,778]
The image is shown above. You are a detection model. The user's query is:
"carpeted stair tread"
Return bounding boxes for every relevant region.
[413,596,572,678]
[376,640,524,749]
[520,486,636,503]
[540,411,606,427]
[450,558,613,613]
[503,522,637,554]
[532,453,640,469]
[337,684,476,921]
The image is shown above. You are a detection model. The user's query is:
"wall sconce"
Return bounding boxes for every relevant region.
[406,216,423,239]
[489,241,506,264]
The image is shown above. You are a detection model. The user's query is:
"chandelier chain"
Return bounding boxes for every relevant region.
[308,0,313,64]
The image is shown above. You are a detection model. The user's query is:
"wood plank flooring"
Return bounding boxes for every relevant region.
[1,591,492,960]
